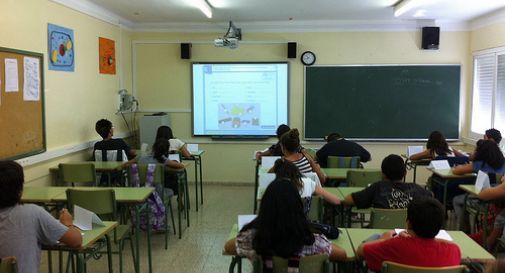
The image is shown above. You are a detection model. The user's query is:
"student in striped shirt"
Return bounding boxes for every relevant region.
[279,128,326,184]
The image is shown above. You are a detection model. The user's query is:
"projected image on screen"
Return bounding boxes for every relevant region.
[218,103,261,129]
[192,63,288,137]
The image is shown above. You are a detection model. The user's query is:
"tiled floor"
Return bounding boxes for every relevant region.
[40,184,254,273]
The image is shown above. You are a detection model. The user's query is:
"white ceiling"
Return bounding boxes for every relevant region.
[67,0,505,30]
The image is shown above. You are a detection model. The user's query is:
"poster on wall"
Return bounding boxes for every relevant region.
[48,23,75,72]
[99,37,116,74]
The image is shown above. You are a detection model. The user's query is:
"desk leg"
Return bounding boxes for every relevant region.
[76,253,85,273]
[199,156,203,205]
[194,157,199,212]
[185,170,190,227]
[134,205,140,273]
[147,207,153,273]
[105,234,113,273]
[413,165,418,184]
[253,163,259,213]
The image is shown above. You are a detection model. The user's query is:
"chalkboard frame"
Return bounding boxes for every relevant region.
[0,46,46,159]
[303,64,461,142]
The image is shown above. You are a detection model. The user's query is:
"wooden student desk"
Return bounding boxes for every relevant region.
[429,169,476,209]
[183,150,205,212]
[401,154,431,184]
[346,228,495,263]
[22,186,154,273]
[223,224,356,273]
[324,187,366,227]
[49,161,124,185]
[44,221,118,273]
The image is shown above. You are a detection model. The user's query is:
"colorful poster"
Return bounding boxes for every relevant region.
[48,23,75,72]
[99,37,116,74]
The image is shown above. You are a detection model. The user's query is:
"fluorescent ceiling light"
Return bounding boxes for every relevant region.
[413,9,427,17]
[394,0,418,17]
[195,0,212,18]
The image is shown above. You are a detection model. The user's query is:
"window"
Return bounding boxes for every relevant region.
[470,47,505,140]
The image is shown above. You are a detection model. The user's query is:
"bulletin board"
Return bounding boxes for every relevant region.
[0,47,45,159]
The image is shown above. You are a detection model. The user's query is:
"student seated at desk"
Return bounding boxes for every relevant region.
[469,128,502,161]
[279,128,326,184]
[155,125,191,158]
[256,124,291,159]
[357,197,460,272]
[272,159,340,216]
[409,130,464,160]
[136,138,185,194]
[451,140,505,225]
[224,179,346,264]
[0,161,82,273]
[315,132,371,168]
[343,154,431,209]
[94,118,136,160]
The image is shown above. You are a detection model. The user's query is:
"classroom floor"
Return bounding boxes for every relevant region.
[39,184,254,273]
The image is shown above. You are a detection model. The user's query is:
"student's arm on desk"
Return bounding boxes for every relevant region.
[342,194,355,206]
[303,151,326,184]
[330,244,347,261]
[224,238,237,255]
[452,163,474,175]
[315,185,340,205]
[59,209,82,248]
[479,176,505,201]
[166,160,185,169]
[180,145,192,159]
[408,150,431,160]
[356,230,400,258]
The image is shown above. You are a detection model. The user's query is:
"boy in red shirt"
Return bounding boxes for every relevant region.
[357,197,461,272]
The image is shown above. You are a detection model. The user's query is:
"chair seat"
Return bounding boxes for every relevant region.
[109,225,131,242]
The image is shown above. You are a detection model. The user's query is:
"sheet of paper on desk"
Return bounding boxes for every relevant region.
[187,144,198,153]
[475,170,491,192]
[168,153,181,162]
[428,160,451,170]
[261,156,281,169]
[407,146,423,157]
[74,205,93,230]
[259,173,276,189]
[238,215,257,231]
[395,229,452,241]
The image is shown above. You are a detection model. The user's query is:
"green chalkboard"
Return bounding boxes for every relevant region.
[304,65,460,141]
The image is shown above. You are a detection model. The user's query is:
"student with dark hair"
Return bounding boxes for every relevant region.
[0,161,82,273]
[272,159,340,216]
[315,132,371,167]
[137,138,185,194]
[409,131,464,160]
[357,197,460,272]
[256,124,291,159]
[280,128,326,184]
[224,178,346,263]
[469,128,502,161]
[93,118,135,160]
[343,154,431,209]
[155,126,191,158]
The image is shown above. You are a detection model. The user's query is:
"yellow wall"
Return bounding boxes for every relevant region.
[471,21,505,51]
[132,31,471,184]
[0,0,132,185]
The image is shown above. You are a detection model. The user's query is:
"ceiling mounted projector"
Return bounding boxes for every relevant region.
[214,21,241,49]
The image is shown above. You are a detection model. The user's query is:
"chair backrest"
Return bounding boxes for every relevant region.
[327,156,361,168]
[307,196,322,222]
[0,256,18,273]
[369,208,407,229]
[95,149,128,163]
[346,170,382,187]
[382,261,469,273]
[66,188,116,219]
[253,254,329,273]
[127,164,164,187]
[59,163,97,186]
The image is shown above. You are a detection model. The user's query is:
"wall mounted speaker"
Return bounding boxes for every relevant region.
[421,27,440,50]
[287,42,297,58]
[181,43,191,59]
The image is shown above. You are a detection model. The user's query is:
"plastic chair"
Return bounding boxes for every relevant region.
[327,156,361,168]
[381,261,469,273]
[66,188,135,273]
[0,256,18,273]
[369,208,407,229]
[129,164,176,244]
[346,170,382,187]
[58,163,97,186]
[253,254,329,273]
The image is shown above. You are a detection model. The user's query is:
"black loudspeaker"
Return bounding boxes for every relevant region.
[287,42,297,58]
[421,27,440,50]
[181,43,191,59]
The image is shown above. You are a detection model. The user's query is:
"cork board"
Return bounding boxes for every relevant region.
[0,47,45,159]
